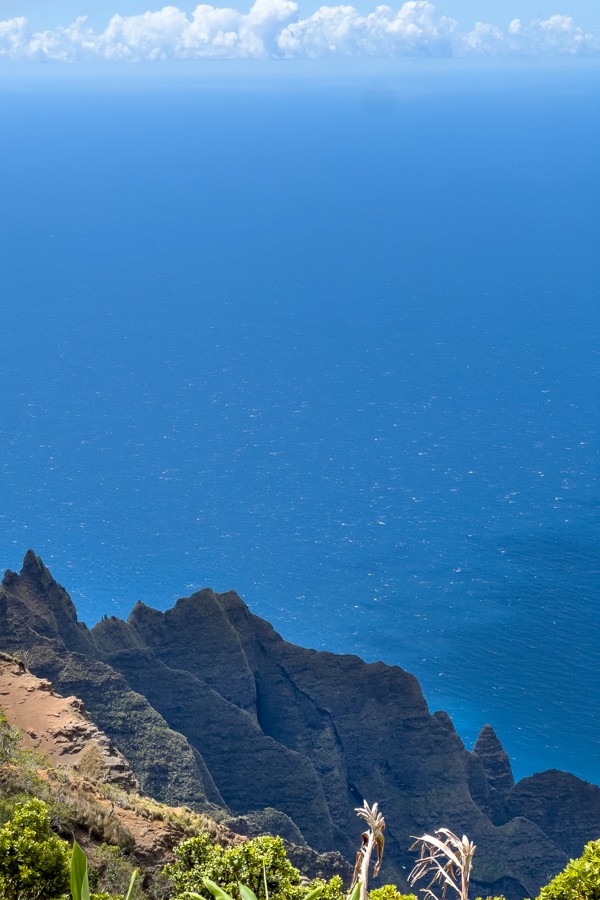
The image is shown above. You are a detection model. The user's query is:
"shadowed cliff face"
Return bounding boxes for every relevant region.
[1,551,599,900]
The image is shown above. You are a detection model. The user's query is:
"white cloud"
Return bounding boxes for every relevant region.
[277,2,457,57]
[511,14,592,56]
[101,8,190,61]
[0,1,599,61]
[0,16,28,55]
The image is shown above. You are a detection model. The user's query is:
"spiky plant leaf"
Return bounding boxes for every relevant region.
[239,884,260,900]
[347,882,361,900]
[203,876,237,900]
[124,868,139,900]
[304,885,324,900]
[70,840,90,900]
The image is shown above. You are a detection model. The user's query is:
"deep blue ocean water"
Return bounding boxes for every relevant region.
[1,63,598,784]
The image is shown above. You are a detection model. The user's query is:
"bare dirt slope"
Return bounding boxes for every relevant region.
[0,654,135,788]
[0,653,244,871]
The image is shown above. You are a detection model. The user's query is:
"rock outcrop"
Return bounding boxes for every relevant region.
[473,724,515,796]
[1,551,599,900]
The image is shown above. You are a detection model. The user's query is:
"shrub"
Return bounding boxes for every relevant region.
[0,797,70,900]
[309,875,345,900]
[0,709,21,763]
[0,792,35,826]
[538,839,600,900]
[102,813,136,852]
[164,833,307,900]
[370,886,417,900]
[90,843,145,900]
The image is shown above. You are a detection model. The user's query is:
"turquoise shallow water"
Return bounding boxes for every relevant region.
[1,66,598,784]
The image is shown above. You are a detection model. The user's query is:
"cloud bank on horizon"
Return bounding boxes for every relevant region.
[1,0,599,61]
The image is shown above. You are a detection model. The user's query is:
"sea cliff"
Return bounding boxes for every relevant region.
[1,550,599,900]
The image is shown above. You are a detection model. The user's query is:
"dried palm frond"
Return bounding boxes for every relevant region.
[349,801,386,900]
[408,828,475,900]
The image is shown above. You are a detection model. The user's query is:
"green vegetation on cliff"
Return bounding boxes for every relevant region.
[164,833,343,900]
[538,840,600,900]
[0,798,70,900]
[0,787,599,900]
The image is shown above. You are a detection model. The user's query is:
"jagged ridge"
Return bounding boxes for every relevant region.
[1,551,600,900]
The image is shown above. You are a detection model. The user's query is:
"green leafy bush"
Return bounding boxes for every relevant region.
[164,833,312,900]
[202,872,324,900]
[370,885,417,900]
[538,840,600,900]
[309,875,345,900]
[0,792,36,826]
[0,797,70,900]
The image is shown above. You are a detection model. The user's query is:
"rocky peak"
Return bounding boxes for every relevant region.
[0,551,95,656]
[21,549,58,588]
[432,710,459,733]
[2,550,68,598]
[91,611,149,654]
[127,589,259,714]
[473,723,515,794]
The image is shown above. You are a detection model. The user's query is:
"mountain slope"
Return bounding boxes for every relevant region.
[0,652,245,881]
[1,550,599,900]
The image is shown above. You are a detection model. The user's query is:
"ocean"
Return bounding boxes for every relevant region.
[1,61,598,785]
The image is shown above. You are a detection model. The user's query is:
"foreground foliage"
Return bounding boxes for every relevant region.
[72,839,139,900]
[0,797,70,900]
[369,886,417,900]
[409,829,476,900]
[163,833,341,900]
[537,839,600,900]
[351,802,386,900]
[1,782,600,900]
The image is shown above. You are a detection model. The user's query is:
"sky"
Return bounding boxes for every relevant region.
[2,0,600,28]
[1,0,600,61]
